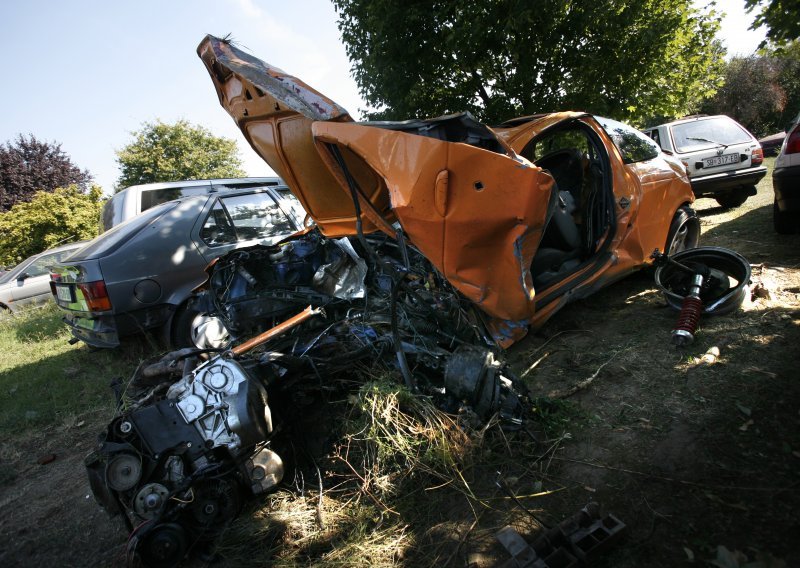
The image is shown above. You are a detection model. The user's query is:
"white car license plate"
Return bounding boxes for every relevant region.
[703,153,740,168]
[56,284,75,303]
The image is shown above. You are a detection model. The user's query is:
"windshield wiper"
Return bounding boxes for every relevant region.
[687,136,729,150]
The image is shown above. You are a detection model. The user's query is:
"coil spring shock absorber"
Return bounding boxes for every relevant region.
[672,273,704,346]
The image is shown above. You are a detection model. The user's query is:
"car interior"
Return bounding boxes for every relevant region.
[520,123,615,291]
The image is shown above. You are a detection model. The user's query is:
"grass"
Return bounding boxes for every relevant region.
[0,311,616,566]
[213,378,483,566]
[211,376,573,567]
[0,304,153,435]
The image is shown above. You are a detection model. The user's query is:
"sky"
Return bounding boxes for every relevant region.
[0,0,766,194]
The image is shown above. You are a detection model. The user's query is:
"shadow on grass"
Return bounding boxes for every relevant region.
[0,310,160,436]
[505,275,800,568]
[696,204,729,218]
[207,380,566,567]
[6,305,67,342]
[701,203,800,268]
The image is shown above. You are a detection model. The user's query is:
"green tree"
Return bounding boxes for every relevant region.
[333,0,724,124]
[0,135,92,212]
[115,120,245,190]
[745,0,800,47]
[700,43,800,136]
[0,185,104,266]
[774,41,800,125]
[701,55,785,137]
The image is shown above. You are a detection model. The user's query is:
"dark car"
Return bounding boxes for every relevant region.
[773,112,800,234]
[50,185,304,348]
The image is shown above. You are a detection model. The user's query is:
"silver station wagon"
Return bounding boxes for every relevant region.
[50,184,304,348]
[645,115,767,208]
[0,241,86,314]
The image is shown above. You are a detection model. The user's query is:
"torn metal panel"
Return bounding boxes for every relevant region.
[311,121,555,338]
[198,34,391,237]
[198,35,349,121]
[313,238,367,300]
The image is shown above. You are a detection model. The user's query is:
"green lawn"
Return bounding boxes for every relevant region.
[0,305,151,434]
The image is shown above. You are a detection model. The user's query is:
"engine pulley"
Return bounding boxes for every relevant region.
[105,453,142,492]
[135,522,188,568]
[134,483,170,520]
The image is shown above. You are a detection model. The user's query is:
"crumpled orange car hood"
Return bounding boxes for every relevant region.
[198,35,391,237]
[197,35,583,345]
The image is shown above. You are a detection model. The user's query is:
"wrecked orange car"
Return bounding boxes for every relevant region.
[81,37,702,566]
[198,35,698,347]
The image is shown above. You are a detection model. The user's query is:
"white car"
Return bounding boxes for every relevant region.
[773,111,800,234]
[645,115,767,208]
[100,177,283,232]
[0,241,86,314]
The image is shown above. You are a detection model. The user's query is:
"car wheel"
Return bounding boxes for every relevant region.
[171,301,230,350]
[654,246,751,316]
[664,205,700,255]
[773,199,799,234]
[715,188,750,208]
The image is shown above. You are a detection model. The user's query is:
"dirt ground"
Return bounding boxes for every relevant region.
[0,175,798,567]
[505,187,800,567]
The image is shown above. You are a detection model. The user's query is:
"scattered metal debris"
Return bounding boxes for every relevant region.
[86,230,528,566]
[496,503,626,568]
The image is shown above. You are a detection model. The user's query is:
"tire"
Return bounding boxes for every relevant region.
[654,246,751,316]
[664,205,700,255]
[171,301,230,349]
[773,199,799,234]
[715,187,750,209]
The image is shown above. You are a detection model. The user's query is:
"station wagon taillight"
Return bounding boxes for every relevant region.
[786,125,800,155]
[751,147,764,165]
[78,280,112,312]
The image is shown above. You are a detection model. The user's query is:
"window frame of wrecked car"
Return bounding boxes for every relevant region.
[490,112,699,329]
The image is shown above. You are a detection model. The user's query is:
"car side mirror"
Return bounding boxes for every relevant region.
[16,272,29,284]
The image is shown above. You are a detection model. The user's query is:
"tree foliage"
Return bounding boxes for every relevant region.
[0,185,104,266]
[0,135,92,213]
[745,0,800,47]
[701,43,800,137]
[115,120,245,191]
[333,0,724,125]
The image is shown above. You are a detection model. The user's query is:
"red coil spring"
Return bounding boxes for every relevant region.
[673,295,703,338]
